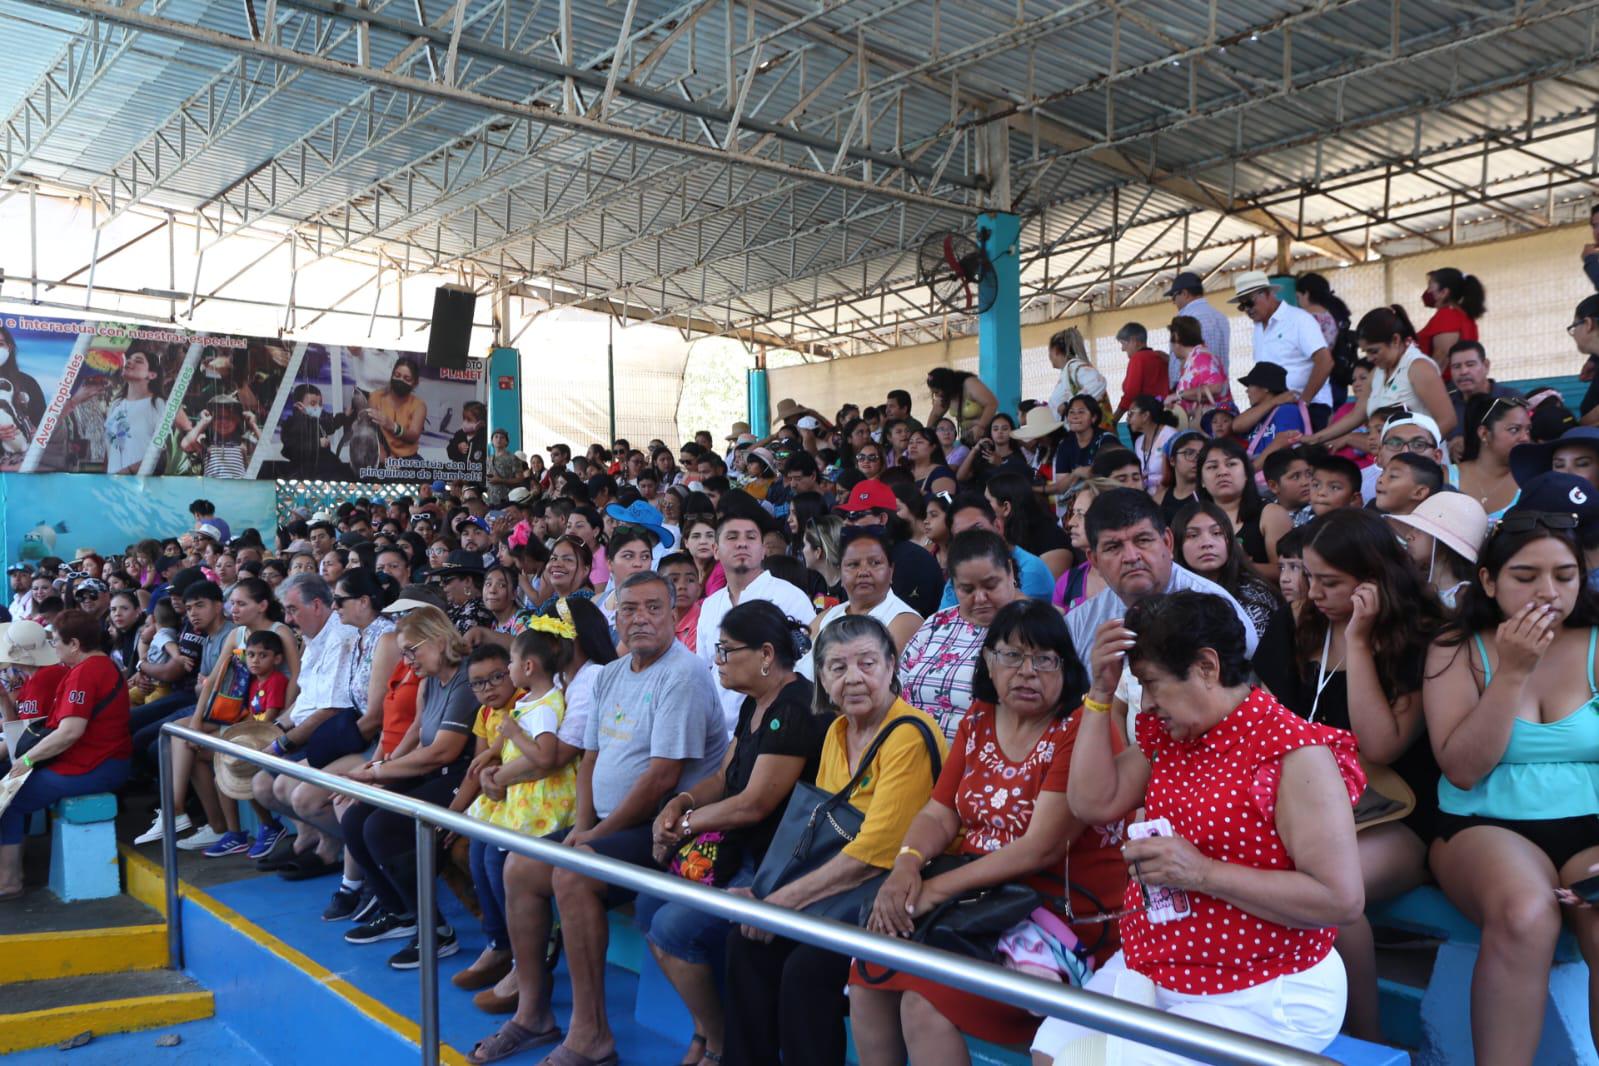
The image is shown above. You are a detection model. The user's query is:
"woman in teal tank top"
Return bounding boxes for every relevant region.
[1423,513,1599,1065]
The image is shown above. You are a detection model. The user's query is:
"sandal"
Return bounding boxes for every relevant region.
[537,1046,620,1066]
[466,1020,562,1064]
[678,1033,706,1066]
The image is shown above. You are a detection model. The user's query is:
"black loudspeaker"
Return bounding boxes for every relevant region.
[426,285,477,369]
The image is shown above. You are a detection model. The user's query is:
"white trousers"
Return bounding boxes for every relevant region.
[1030,949,1347,1066]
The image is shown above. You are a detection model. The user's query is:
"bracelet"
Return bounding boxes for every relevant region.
[1083,696,1113,715]
[895,845,925,865]
[19,754,32,770]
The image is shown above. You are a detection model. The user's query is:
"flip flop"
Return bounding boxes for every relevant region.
[678,1033,706,1066]
[466,1020,562,1064]
[537,1045,620,1066]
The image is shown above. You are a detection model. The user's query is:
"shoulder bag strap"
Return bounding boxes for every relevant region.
[87,672,127,721]
[829,713,944,808]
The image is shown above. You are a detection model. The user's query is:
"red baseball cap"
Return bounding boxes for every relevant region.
[838,479,897,514]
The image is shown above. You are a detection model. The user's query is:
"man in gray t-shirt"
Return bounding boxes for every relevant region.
[488,573,725,1061]
[585,640,725,819]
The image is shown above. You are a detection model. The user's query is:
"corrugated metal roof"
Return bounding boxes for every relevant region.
[1,0,1595,351]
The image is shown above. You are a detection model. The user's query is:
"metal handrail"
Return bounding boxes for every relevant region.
[157,723,1337,1066]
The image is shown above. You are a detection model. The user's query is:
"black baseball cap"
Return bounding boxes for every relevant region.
[1238,362,1288,393]
[1165,271,1204,297]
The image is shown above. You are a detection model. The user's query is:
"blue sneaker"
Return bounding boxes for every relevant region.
[203,830,250,858]
[247,824,285,860]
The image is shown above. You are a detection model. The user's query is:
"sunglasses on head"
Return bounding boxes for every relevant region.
[1496,511,1580,536]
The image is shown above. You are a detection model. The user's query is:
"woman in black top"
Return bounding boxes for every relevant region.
[1043,394,1116,497]
[1157,430,1206,526]
[984,470,1073,578]
[104,590,145,677]
[954,412,1031,486]
[646,602,827,1066]
[1172,501,1283,639]
[1196,436,1269,570]
[1282,509,1444,1043]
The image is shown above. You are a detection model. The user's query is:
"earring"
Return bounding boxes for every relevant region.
[761,664,770,677]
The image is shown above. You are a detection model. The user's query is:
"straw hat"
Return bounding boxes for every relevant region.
[1231,270,1273,303]
[1011,405,1065,441]
[774,398,804,422]
[213,720,282,800]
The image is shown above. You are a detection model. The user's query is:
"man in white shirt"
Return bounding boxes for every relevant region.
[695,511,815,733]
[1065,489,1261,737]
[1233,270,1334,431]
[251,573,359,874]
[1166,271,1232,380]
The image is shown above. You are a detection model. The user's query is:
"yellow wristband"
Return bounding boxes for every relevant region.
[896,845,925,865]
[1082,697,1113,715]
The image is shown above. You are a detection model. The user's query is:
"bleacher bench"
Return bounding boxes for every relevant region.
[49,792,120,901]
[1368,886,1594,1065]
[608,914,1406,1066]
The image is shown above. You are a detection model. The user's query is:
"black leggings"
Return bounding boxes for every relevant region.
[340,763,464,922]
[722,933,849,1066]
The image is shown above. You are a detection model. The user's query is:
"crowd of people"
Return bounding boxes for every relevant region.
[5,245,1599,1066]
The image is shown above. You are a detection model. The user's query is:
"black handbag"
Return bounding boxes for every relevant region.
[14,674,126,761]
[853,855,1043,984]
[752,714,942,921]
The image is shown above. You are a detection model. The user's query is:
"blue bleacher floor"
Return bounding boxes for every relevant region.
[203,872,683,1062]
[5,1019,271,1066]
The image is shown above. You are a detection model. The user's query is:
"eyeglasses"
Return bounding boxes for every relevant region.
[856,452,883,464]
[1497,511,1580,535]
[468,670,510,691]
[713,642,753,664]
[1381,435,1436,453]
[73,590,101,602]
[985,648,1064,673]
[1173,447,1203,461]
[400,640,426,661]
[332,594,356,606]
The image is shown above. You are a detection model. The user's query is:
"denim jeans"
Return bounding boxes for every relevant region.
[469,839,510,950]
[1,759,131,844]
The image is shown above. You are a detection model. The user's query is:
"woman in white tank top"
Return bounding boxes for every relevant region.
[809,528,923,655]
[1305,306,1457,447]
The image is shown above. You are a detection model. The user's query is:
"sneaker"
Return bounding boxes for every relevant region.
[133,812,192,846]
[349,891,382,924]
[177,826,225,852]
[253,832,297,871]
[246,824,285,860]
[387,926,459,970]
[323,887,362,922]
[345,912,417,945]
[202,831,250,858]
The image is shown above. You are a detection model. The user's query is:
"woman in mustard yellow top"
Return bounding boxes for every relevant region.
[724,615,946,1066]
[364,355,427,459]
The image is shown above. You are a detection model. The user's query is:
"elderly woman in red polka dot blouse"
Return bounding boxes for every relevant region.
[1037,591,1366,1065]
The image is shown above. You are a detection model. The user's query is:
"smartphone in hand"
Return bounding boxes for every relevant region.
[1126,816,1194,924]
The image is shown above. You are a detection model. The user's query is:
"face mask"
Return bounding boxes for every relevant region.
[463,421,481,434]
[389,378,413,397]
[1421,290,1438,309]
[304,404,322,419]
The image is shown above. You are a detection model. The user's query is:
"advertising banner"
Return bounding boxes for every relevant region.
[0,314,484,483]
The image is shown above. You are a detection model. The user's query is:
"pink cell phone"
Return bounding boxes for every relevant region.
[1126,817,1193,924]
